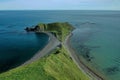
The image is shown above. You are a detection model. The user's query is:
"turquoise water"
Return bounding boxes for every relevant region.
[0,10,120,79]
[70,11,120,80]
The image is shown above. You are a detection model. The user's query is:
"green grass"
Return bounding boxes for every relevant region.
[0,57,55,80]
[0,22,90,80]
[45,47,90,80]
[0,47,90,80]
[35,22,74,41]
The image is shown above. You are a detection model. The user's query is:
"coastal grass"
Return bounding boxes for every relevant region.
[0,22,90,80]
[45,47,90,80]
[0,47,90,80]
[36,22,74,41]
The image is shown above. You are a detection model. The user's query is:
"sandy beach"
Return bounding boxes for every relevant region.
[22,32,60,66]
[63,33,104,80]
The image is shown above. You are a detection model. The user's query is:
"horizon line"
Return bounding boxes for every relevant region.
[0,9,120,11]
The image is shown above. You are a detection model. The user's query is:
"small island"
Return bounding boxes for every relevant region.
[0,22,102,80]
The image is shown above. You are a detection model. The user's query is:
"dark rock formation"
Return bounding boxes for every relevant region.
[25,27,35,32]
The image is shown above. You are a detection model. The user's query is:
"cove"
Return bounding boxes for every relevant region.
[0,32,49,73]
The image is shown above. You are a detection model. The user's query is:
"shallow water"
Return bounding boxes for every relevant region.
[70,11,120,80]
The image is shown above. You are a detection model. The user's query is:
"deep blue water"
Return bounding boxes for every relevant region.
[0,10,120,80]
[0,11,49,72]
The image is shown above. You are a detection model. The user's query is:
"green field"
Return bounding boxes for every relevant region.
[0,47,90,80]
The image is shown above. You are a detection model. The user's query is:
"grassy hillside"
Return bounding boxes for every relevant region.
[35,22,74,41]
[0,47,90,80]
[0,22,91,80]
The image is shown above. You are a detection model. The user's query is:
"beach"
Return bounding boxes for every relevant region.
[63,33,104,80]
[22,32,60,66]
[22,31,103,80]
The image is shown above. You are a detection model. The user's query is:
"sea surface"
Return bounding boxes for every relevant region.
[0,11,49,72]
[0,10,120,80]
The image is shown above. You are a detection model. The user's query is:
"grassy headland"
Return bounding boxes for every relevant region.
[25,22,74,41]
[0,22,90,80]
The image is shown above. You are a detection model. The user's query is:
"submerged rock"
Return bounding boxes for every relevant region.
[105,66,120,75]
[79,44,94,62]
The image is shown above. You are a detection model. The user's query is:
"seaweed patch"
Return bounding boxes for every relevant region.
[104,66,120,75]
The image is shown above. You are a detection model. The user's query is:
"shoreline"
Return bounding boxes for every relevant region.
[64,33,104,80]
[22,32,60,66]
[21,31,104,80]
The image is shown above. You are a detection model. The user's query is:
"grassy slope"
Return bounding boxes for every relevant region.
[0,48,90,80]
[37,22,74,41]
[0,22,90,80]
[45,47,90,80]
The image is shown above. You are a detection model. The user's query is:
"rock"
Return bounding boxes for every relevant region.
[25,27,35,32]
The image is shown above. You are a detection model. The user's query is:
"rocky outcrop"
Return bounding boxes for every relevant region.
[25,27,35,32]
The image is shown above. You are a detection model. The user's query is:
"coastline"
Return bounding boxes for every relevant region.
[21,30,103,80]
[22,32,60,66]
[63,33,104,80]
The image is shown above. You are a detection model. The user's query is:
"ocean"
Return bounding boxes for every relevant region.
[0,10,120,80]
[0,11,49,72]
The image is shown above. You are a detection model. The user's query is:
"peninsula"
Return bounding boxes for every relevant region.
[0,22,102,80]
[25,22,74,41]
